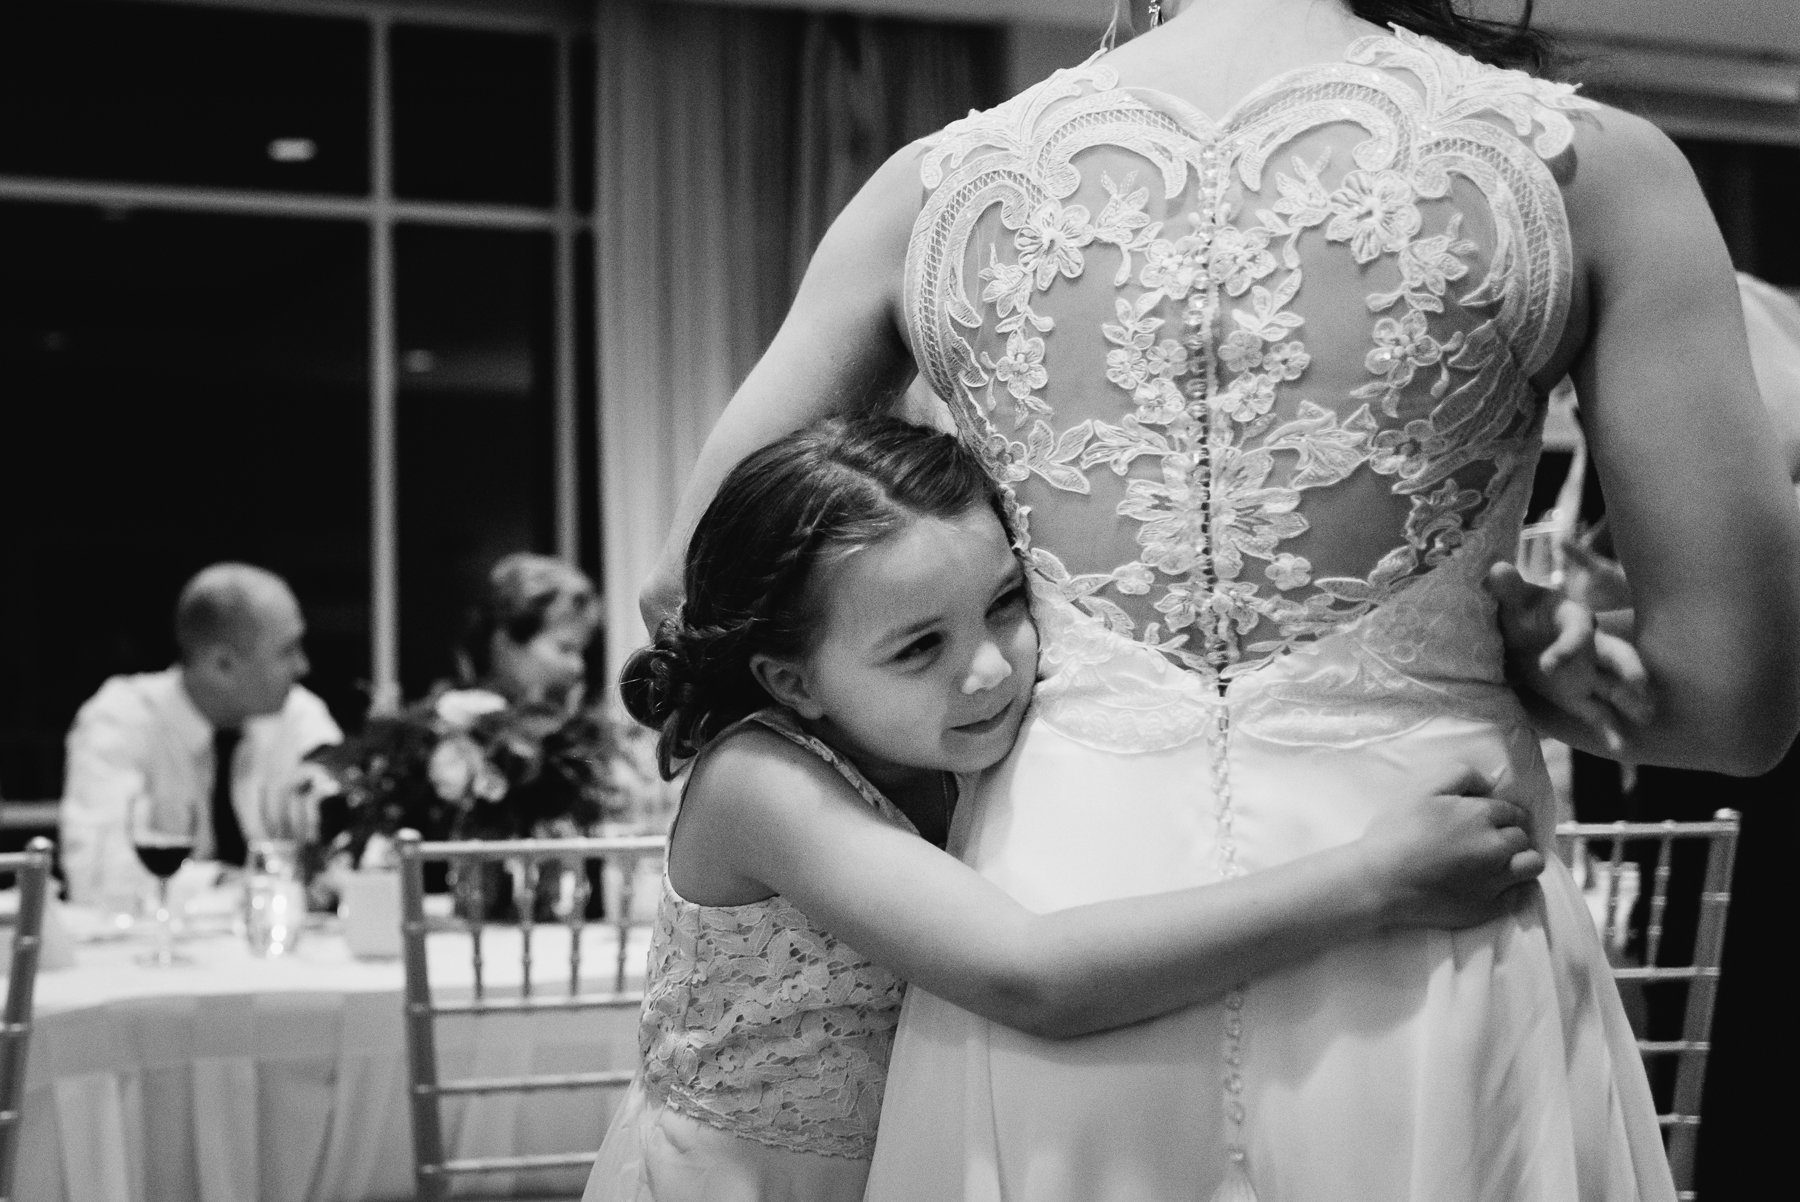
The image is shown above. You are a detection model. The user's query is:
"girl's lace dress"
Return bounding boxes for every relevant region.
[584,709,918,1202]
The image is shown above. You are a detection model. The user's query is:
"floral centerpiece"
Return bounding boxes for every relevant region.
[307,686,675,872]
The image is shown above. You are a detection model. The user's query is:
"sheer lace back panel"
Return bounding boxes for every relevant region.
[638,709,913,1160]
[906,29,1595,716]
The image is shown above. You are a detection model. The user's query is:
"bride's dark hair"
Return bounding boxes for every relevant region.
[1350,1,1552,73]
[620,416,1009,779]
[1111,1,1554,75]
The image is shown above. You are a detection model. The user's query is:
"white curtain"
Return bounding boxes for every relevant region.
[595,1,801,677]
[595,0,1002,678]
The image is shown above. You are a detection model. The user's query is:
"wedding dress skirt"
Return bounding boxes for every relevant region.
[863,590,1674,1202]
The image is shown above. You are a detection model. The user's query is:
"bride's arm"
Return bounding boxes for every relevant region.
[639,147,927,631]
[1561,109,1800,775]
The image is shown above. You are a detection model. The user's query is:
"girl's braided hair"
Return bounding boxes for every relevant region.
[620,416,1009,779]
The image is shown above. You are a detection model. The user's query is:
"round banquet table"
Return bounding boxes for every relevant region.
[11,909,649,1202]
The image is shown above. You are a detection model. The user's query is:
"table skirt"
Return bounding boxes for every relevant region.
[15,924,645,1202]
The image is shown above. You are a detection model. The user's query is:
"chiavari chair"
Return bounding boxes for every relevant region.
[1556,810,1740,1202]
[0,838,52,1202]
[398,831,666,1201]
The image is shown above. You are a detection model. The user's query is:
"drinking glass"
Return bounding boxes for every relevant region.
[244,840,307,956]
[1516,521,1564,589]
[130,792,196,967]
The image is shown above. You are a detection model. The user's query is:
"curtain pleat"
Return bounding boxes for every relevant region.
[596,1,1000,677]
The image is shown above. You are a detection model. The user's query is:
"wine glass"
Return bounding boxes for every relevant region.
[130,792,196,967]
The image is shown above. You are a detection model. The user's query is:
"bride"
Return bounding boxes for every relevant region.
[641,1,1800,1198]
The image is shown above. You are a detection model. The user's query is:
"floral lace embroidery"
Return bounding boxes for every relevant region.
[637,711,912,1159]
[905,28,1596,688]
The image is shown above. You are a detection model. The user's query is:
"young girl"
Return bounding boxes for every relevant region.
[585,416,1546,1202]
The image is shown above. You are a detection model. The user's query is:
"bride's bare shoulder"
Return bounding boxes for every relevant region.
[1560,102,1704,242]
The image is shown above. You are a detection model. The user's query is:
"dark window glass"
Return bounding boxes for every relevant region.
[1678,140,1800,287]
[391,26,555,207]
[396,226,555,697]
[0,1,369,194]
[0,204,370,799]
[575,229,601,588]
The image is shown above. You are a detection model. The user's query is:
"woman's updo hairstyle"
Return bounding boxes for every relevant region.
[457,554,601,686]
[621,416,1009,779]
[1350,0,1552,74]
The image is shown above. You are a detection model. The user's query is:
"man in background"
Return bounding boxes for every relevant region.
[59,563,341,905]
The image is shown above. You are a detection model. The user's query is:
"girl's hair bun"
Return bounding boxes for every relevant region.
[620,617,715,777]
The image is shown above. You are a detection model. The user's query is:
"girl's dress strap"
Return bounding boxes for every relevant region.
[745,708,920,837]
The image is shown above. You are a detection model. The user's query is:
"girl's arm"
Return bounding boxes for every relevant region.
[681,730,1541,1041]
[1560,110,1800,775]
[640,148,926,631]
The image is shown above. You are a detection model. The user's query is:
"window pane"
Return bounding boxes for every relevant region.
[0,2,369,194]
[0,205,370,799]
[396,226,556,697]
[391,26,555,207]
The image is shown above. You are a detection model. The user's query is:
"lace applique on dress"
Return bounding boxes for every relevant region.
[905,33,1594,1194]
[637,710,914,1160]
[905,27,1596,690]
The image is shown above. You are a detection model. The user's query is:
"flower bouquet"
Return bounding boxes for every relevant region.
[306,687,675,919]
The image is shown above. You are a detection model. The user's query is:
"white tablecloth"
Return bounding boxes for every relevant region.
[14,916,649,1202]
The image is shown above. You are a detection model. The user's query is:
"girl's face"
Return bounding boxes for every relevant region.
[758,505,1038,788]
[489,606,594,706]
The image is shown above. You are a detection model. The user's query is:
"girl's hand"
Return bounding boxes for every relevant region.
[1358,784,1545,930]
[1487,562,1652,753]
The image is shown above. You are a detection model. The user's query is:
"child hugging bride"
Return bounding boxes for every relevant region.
[584,416,1606,1202]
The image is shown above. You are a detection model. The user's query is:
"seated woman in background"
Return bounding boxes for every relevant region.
[450,553,603,715]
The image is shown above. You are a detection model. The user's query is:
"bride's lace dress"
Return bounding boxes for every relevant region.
[866,30,1674,1202]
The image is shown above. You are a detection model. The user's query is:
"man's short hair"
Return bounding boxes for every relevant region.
[174,563,290,662]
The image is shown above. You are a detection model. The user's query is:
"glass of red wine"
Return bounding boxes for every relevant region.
[130,793,196,967]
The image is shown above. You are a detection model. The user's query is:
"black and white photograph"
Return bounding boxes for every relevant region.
[1,1,1796,1200]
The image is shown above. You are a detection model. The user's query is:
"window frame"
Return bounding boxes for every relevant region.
[0,0,599,710]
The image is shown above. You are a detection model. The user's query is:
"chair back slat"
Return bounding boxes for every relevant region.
[1556,810,1740,1201]
[397,835,449,1201]
[615,854,642,992]
[1645,832,1674,968]
[466,868,486,1001]
[566,864,589,995]
[1665,812,1738,1193]
[511,857,539,998]
[396,831,667,1201]
[0,839,54,1202]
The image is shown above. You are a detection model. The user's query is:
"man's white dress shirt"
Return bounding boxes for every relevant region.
[59,668,342,904]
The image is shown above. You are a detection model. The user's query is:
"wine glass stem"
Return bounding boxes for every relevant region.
[155,878,174,965]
